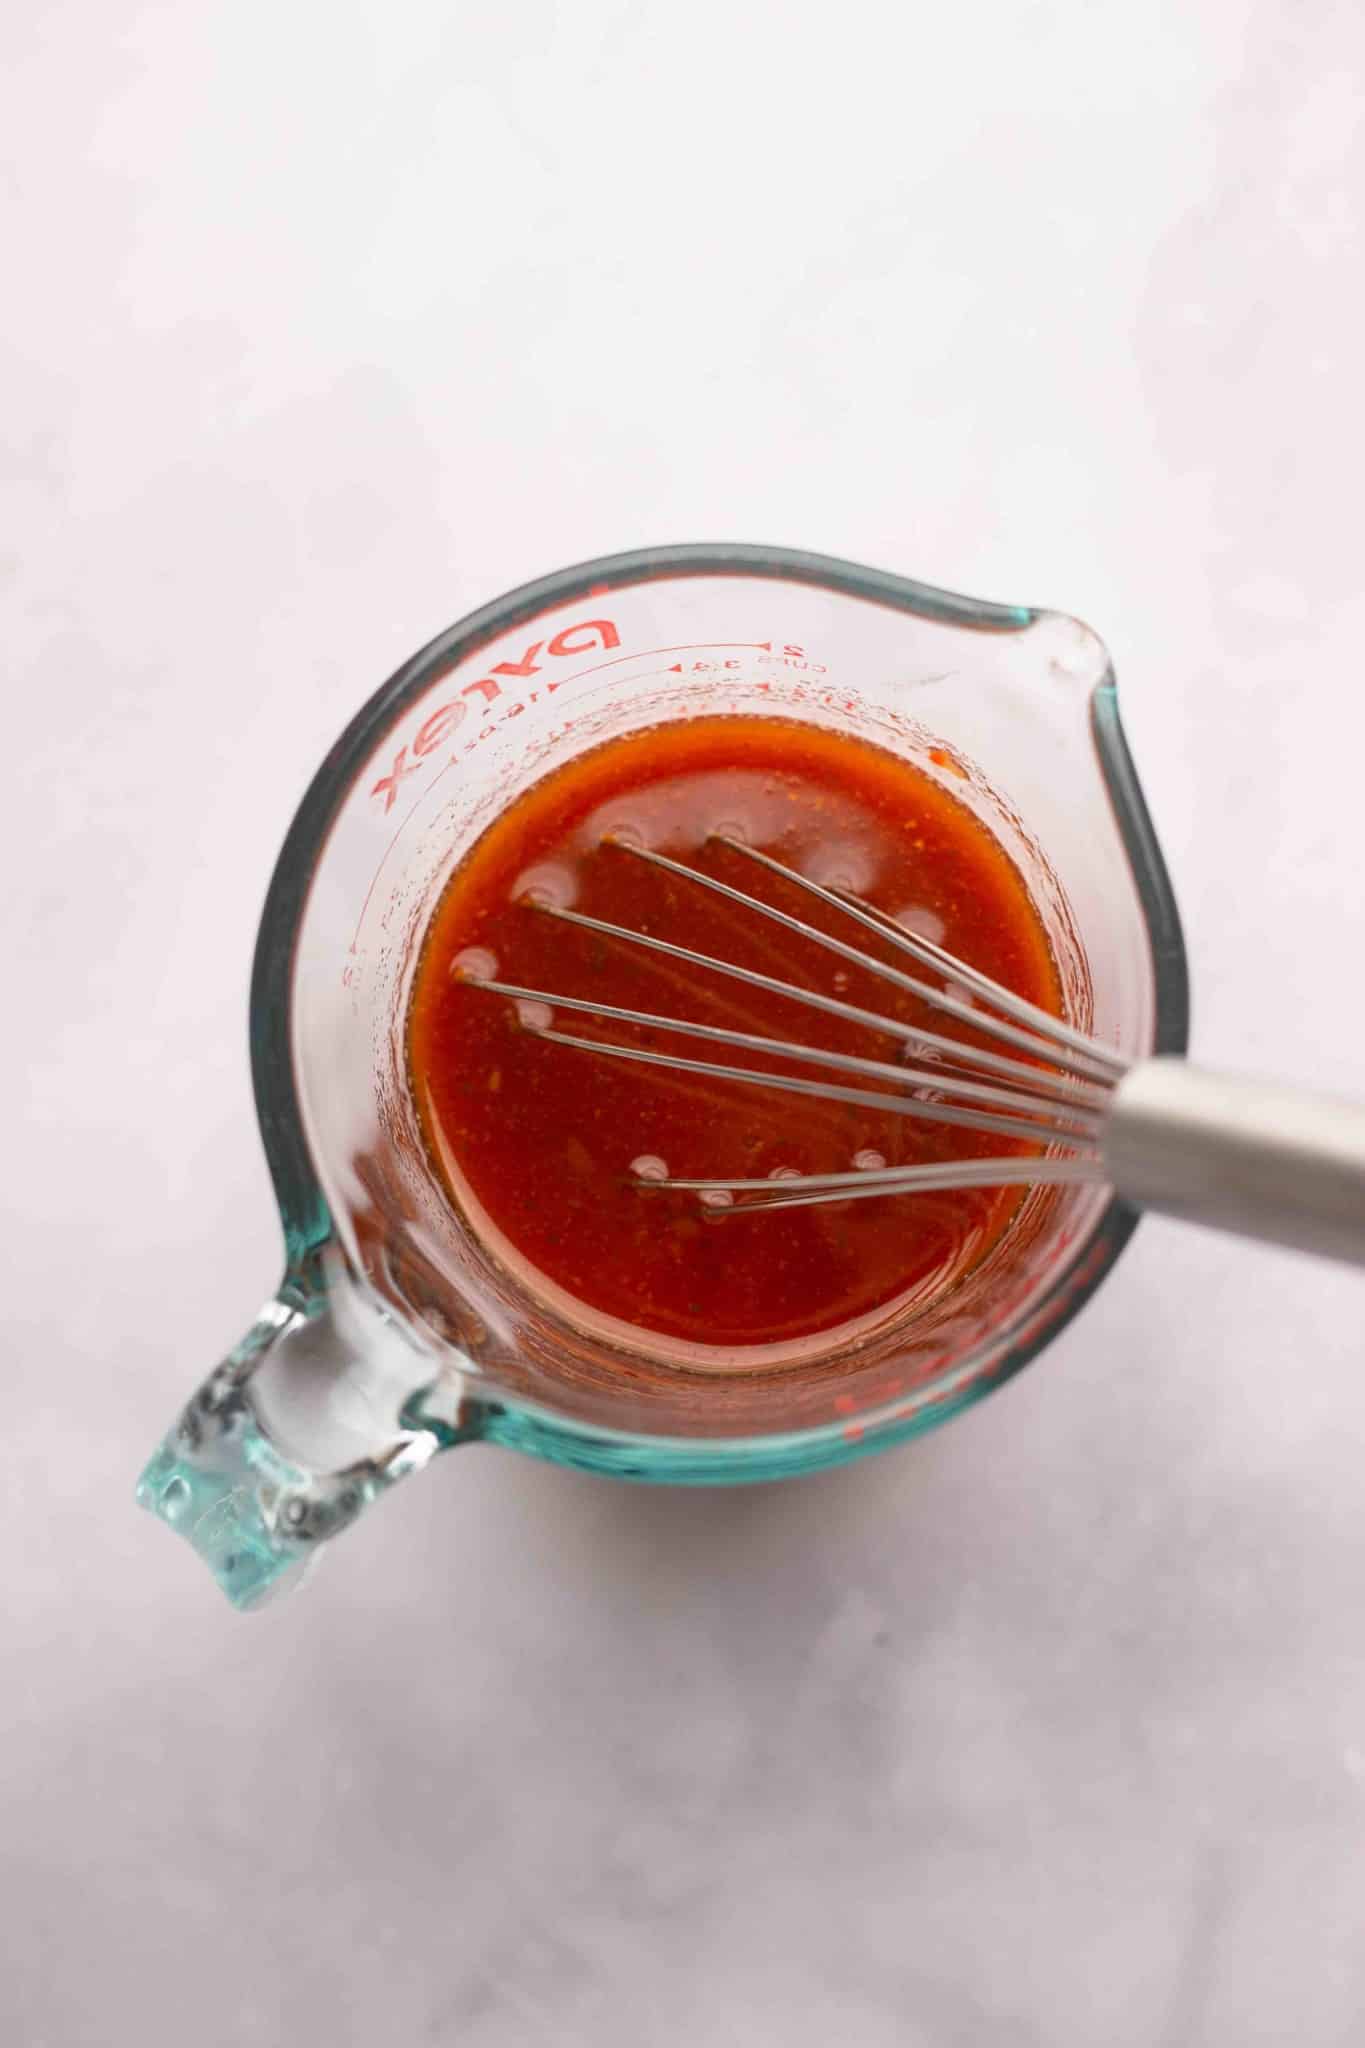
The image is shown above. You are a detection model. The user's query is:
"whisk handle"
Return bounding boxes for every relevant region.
[1105,1059,1365,1268]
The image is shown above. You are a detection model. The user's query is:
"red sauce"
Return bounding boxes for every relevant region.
[407,717,1061,1353]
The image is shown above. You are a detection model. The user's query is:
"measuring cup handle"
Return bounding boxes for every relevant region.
[136,1276,469,1610]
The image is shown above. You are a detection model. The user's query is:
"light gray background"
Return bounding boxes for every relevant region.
[5,3,1365,2043]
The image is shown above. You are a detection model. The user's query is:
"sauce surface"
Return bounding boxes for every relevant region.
[407,717,1061,1353]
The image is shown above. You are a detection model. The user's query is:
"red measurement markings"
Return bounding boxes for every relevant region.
[369,618,623,815]
[347,639,780,960]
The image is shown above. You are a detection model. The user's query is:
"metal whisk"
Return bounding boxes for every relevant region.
[467,837,1365,1270]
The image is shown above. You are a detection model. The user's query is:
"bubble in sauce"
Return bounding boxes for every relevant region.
[630,1154,669,1184]
[600,821,646,851]
[514,862,577,910]
[901,1034,947,1066]
[893,905,947,945]
[515,999,554,1032]
[853,1149,888,1172]
[800,839,876,896]
[452,947,498,984]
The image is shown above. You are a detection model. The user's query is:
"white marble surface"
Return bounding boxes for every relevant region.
[5,2,1365,2041]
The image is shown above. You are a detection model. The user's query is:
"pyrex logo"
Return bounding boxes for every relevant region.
[370,618,620,813]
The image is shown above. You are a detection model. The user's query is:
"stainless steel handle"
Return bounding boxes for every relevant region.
[1104,1058,1365,1267]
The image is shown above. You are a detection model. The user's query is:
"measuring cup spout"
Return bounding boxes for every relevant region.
[136,1257,472,1609]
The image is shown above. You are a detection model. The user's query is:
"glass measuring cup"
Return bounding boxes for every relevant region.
[137,545,1188,1608]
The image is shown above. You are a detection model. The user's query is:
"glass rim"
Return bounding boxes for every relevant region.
[249,543,1189,1473]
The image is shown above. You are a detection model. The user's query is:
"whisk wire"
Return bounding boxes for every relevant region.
[462,836,1129,1215]
[606,837,1117,1087]
[473,975,1104,1136]
[534,901,1106,1107]
[669,1154,1103,1216]
[712,836,1122,1075]
[527,1023,1096,1148]
[659,1156,1104,1195]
